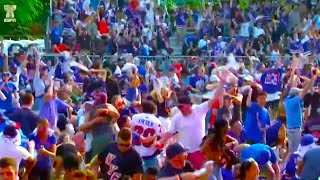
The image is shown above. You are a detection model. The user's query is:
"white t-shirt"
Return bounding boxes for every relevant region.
[131,113,163,157]
[169,102,209,153]
[253,27,265,38]
[0,140,31,170]
[11,67,21,91]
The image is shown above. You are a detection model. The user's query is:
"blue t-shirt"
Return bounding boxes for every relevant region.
[240,143,277,165]
[300,147,320,180]
[137,65,146,78]
[266,120,283,146]
[244,103,270,143]
[51,27,62,44]
[0,56,3,69]
[284,96,303,129]
[29,133,57,170]
[189,75,206,90]
[0,82,16,111]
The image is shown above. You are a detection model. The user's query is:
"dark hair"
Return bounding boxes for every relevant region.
[141,100,157,114]
[0,158,17,170]
[204,119,229,150]
[145,167,158,176]
[57,114,68,132]
[237,159,256,180]
[21,93,34,105]
[118,127,132,141]
[63,153,80,171]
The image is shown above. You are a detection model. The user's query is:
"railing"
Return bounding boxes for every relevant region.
[40,53,319,72]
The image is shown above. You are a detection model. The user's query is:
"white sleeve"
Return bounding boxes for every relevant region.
[168,115,178,134]
[19,147,32,160]
[193,101,209,116]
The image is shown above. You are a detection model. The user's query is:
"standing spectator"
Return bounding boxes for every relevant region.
[131,100,163,170]
[244,90,270,144]
[0,124,36,179]
[29,119,57,180]
[78,95,120,159]
[201,119,238,180]
[284,74,311,154]
[88,128,143,180]
[7,93,40,136]
[0,71,18,113]
[97,17,109,36]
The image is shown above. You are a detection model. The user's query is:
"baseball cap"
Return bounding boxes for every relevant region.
[177,96,192,105]
[295,134,318,157]
[166,143,189,159]
[3,124,18,139]
[94,92,108,105]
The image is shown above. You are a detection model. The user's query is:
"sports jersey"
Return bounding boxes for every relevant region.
[131,113,163,157]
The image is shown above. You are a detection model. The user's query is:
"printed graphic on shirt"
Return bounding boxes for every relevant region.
[131,113,162,156]
[105,153,121,180]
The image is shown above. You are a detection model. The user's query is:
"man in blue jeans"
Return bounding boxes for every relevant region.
[284,74,312,155]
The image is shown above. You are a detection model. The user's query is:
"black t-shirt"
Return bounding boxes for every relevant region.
[106,78,120,104]
[304,92,320,119]
[158,162,194,178]
[56,143,78,159]
[7,107,40,136]
[153,100,169,118]
[98,143,143,180]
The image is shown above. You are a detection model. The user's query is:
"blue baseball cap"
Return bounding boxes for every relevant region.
[301,134,316,146]
[166,143,189,159]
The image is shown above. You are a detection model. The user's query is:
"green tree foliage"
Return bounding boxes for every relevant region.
[0,0,50,39]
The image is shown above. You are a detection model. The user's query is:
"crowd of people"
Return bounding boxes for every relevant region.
[50,0,320,62]
[0,0,320,180]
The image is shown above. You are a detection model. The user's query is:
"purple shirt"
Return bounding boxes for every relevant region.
[63,17,74,29]
[39,98,70,129]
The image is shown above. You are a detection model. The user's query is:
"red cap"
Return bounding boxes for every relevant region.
[94,93,108,105]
